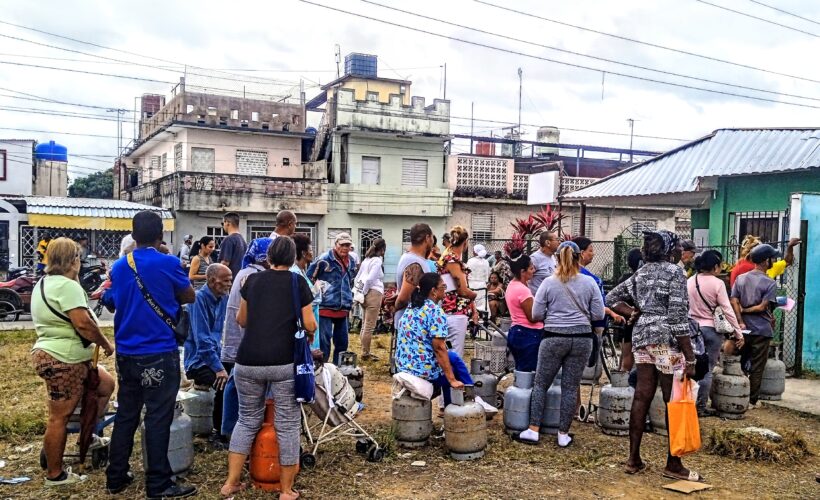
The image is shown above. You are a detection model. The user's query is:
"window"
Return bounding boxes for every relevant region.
[471,212,495,242]
[174,143,182,171]
[295,223,318,256]
[251,111,259,122]
[359,228,383,254]
[207,106,217,116]
[0,149,6,180]
[206,225,227,250]
[186,104,194,114]
[160,153,167,177]
[402,229,412,251]
[236,150,268,176]
[231,109,239,120]
[731,211,787,244]
[191,147,215,172]
[571,215,595,238]
[327,228,351,253]
[366,91,379,102]
[401,158,428,187]
[361,156,380,185]
[149,155,160,181]
[283,158,290,166]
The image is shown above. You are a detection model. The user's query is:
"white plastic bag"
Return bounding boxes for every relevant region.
[392,372,434,401]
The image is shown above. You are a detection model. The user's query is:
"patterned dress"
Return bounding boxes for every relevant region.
[395,299,448,380]
[437,251,473,316]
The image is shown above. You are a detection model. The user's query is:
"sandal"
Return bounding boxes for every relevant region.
[662,469,705,482]
[624,461,648,475]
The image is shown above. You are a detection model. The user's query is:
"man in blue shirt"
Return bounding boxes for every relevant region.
[104,211,196,499]
[183,263,231,444]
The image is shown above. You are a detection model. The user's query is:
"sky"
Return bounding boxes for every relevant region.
[2,0,820,181]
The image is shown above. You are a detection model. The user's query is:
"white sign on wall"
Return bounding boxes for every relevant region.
[527,171,560,205]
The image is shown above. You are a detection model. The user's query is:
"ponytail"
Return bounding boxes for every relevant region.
[189,236,214,258]
[410,272,442,308]
[554,242,581,283]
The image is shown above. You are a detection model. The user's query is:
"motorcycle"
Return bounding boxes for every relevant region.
[0,271,36,322]
[89,277,112,317]
[79,259,107,295]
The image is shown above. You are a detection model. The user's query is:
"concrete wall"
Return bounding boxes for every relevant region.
[33,160,68,197]
[0,140,33,196]
[327,77,411,106]
[799,194,820,373]
[335,89,449,135]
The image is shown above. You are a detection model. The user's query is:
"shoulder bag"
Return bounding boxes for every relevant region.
[39,276,92,348]
[126,252,190,346]
[558,279,599,368]
[292,273,315,404]
[694,274,734,336]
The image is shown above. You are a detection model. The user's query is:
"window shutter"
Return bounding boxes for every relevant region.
[191,148,215,173]
[471,212,495,241]
[236,150,268,176]
[401,159,428,187]
[362,156,381,185]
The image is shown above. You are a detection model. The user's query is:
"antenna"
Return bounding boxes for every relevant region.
[335,44,341,78]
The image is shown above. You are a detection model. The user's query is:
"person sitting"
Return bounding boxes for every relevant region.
[31,237,115,487]
[486,271,506,323]
[183,263,232,446]
[504,250,543,371]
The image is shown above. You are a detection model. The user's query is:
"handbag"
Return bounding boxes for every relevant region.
[694,274,734,336]
[558,280,599,367]
[39,276,92,348]
[126,252,189,346]
[667,374,702,457]
[292,273,316,404]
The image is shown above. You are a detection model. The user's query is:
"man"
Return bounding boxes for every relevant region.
[219,213,247,279]
[36,232,52,274]
[528,231,559,295]
[178,234,193,269]
[678,239,697,275]
[77,235,90,261]
[118,232,135,258]
[269,209,297,239]
[466,244,491,315]
[731,243,779,408]
[184,263,232,446]
[104,211,196,499]
[394,223,434,324]
[308,232,357,364]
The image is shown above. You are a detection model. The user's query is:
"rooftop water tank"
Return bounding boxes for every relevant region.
[35,141,68,162]
[344,53,378,78]
[536,127,560,156]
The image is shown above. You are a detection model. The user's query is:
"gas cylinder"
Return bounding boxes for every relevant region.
[392,392,432,449]
[539,373,562,435]
[499,317,512,333]
[710,355,749,419]
[470,358,498,409]
[444,386,487,461]
[182,385,214,435]
[596,371,634,436]
[759,358,786,401]
[338,351,364,402]
[649,385,667,436]
[250,399,284,491]
[503,371,534,434]
[581,357,603,386]
[142,403,193,477]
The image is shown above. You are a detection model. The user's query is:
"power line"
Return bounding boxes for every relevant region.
[693,0,819,37]
[0,60,175,84]
[746,0,820,26]
[0,105,123,122]
[473,0,820,85]
[0,89,135,114]
[361,0,820,102]
[299,0,820,109]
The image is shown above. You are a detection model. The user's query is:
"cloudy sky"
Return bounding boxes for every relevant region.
[2,0,820,181]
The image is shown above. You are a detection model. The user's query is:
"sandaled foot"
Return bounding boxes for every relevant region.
[662,468,704,482]
[624,461,647,474]
[280,489,301,500]
[220,482,247,497]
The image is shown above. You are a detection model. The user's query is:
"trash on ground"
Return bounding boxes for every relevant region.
[13,445,32,453]
[662,480,713,494]
[734,427,783,443]
[411,460,426,467]
[0,476,31,485]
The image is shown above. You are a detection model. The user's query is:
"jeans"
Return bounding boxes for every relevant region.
[507,325,543,372]
[696,326,723,410]
[106,351,179,494]
[320,315,349,364]
[432,351,474,406]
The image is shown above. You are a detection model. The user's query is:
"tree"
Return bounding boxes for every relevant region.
[68,168,113,198]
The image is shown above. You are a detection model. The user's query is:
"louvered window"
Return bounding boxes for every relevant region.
[471,212,495,242]
[174,143,182,171]
[571,216,595,238]
[191,147,215,172]
[401,159,428,187]
[160,153,167,177]
[236,150,268,176]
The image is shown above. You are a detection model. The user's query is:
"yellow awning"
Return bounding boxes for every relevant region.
[29,214,175,232]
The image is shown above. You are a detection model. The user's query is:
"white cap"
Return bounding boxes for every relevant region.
[474,244,487,258]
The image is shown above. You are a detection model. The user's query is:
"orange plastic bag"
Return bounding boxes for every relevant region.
[667,374,701,457]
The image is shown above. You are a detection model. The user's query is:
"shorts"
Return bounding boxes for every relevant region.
[31,349,90,401]
[633,344,685,375]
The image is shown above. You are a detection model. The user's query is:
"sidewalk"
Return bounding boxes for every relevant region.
[763,378,820,417]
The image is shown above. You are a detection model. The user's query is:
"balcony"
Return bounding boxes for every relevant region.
[126,171,328,215]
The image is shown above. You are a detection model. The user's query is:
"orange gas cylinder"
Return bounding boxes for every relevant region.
[250,399,282,491]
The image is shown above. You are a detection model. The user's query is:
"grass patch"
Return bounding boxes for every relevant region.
[0,413,47,438]
[568,447,610,470]
[706,428,813,463]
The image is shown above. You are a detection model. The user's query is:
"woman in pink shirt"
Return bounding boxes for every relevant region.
[504,250,544,371]
[687,250,745,416]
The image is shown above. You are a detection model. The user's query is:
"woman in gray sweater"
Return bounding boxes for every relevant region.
[518,241,605,447]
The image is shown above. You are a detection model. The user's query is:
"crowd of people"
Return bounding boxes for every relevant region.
[26,207,799,496]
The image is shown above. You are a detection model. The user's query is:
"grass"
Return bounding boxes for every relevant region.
[707,428,813,464]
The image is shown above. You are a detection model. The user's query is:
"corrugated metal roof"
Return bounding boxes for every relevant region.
[565,128,820,202]
[24,196,173,219]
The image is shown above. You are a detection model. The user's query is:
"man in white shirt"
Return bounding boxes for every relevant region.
[269,210,297,239]
[178,234,193,268]
[529,231,559,295]
[466,244,491,314]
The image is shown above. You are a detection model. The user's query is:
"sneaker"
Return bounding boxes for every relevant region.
[146,483,197,499]
[44,467,87,487]
[89,434,110,450]
[474,396,499,415]
[106,471,135,494]
[518,428,540,443]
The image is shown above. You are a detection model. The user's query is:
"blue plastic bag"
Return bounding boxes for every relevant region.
[291,274,315,403]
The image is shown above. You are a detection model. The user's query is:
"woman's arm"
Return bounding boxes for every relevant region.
[432,338,463,389]
[301,304,317,343]
[447,261,477,300]
[395,263,423,311]
[68,308,114,356]
[189,255,204,281]
[237,298,248,328]
[520,297,536,323]
[531,282,548,322]
[714,280,742,335]
[588,282,606,323]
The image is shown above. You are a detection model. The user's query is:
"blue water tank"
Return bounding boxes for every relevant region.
[305,126,317,136]
[344,53,377,78]
[35,141,68,162]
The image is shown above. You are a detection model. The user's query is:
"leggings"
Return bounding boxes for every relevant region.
[529,335,592,433]
[445,314,469,358]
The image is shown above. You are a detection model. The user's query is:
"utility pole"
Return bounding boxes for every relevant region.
[627,118,636,164]
[518,68,523,157]
[470,101,474,154]
[443,63,447,99]
[335,44,341,78]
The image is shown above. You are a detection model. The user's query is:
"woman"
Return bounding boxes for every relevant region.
[729,235,760,288]
[518,241,604,447]
[290,233,321,350]
[504,251,543,371]
[688,250,745,417]
[355,238,386,360]
[221,237,316,499]
[436,226,477,357]
[487,272,506,323]
[31,237,115,487]
[466,244,491,315]
[189,236,215,289]
[606,230,701,481]
[427,235,440,272]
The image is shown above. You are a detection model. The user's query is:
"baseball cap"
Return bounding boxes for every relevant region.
[334,232,353,246]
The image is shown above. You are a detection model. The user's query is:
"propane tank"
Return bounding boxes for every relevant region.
[470,359,498,409]
[250,399,284,491]
[710,355,749,419]
[444,386,487,461]
[503,371,534,434]
[499,317,512,333]
[581,357,603,386]
[596,371,634,436]
[539,373,562,435]
[649,385,667,436]
[759,358,786,401]
[338,351,364,402]
[142,403,193,478]
[182,385,214,435]
[392,392,432,449]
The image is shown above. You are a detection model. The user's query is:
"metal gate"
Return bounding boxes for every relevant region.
[19,225,129,268]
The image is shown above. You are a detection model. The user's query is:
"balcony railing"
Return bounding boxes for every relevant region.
[561,176,598,194]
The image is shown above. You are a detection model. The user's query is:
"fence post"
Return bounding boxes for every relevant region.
[793,221,808,377]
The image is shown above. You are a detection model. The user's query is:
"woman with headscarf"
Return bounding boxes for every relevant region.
[606,230,701,482]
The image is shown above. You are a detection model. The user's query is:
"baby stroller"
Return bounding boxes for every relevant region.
[300,361,384,467]
[375,286,397,335]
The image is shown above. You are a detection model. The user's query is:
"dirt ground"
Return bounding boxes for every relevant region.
[1,330,818,499]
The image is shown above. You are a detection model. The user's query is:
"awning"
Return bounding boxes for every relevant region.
[28,213,175,231]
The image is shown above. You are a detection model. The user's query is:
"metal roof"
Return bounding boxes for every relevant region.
[24,196,173,219]
[564,128,820,205]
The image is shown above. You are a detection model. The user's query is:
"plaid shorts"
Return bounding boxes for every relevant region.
[31,349,90,401]
[633,343,685,375]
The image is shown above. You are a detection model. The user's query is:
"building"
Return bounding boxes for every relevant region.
[308,54,451,280]
[118,78,327,249]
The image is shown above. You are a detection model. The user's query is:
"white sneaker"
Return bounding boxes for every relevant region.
[45,467,87,487]
[518,428,540,443]
[89,435,110,450]
[474,396,499,415]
